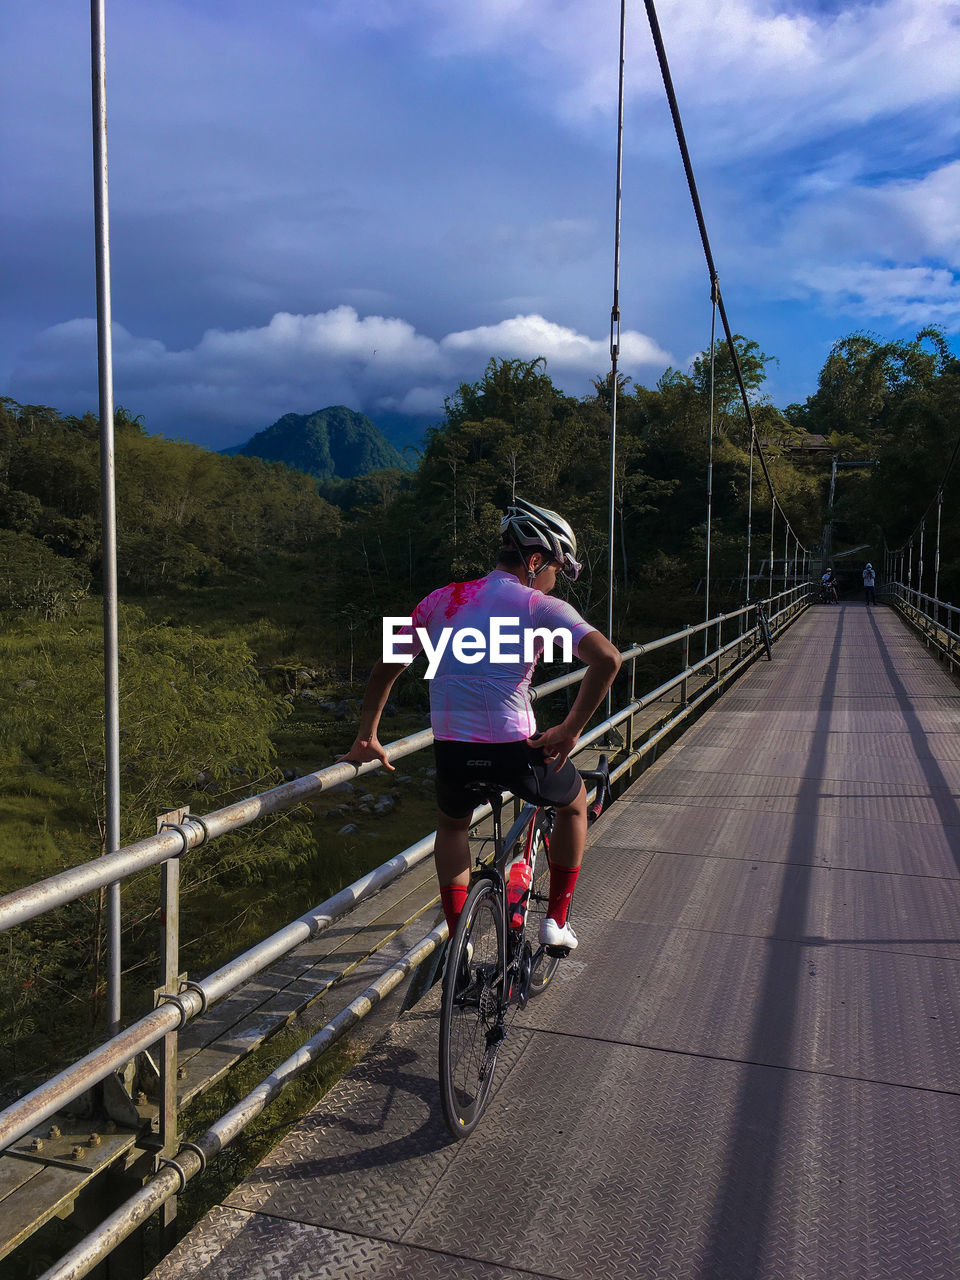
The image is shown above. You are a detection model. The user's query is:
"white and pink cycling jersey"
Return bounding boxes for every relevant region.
[401,569,597,742]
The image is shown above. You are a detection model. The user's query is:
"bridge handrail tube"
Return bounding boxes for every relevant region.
[0,729,433,933]
[889,585,959,644]
[0,828,446,1151]
[36,927,447,1280]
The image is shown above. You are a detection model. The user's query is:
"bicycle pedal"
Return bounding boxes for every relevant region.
[545,944,571,958]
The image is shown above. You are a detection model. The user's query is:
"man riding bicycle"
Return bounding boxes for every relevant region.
[342,498,621,953]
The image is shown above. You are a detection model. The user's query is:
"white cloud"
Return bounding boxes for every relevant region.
[782,160,960,326]
[8,306,674,448]
[347,0,960,156]
[440,314,670,371]
[796,264,960,328]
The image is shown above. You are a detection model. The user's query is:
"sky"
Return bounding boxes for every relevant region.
[2,0,958,451]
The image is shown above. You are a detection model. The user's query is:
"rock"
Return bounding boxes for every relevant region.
[296,669,313,685]
[373,796,396,815]
[337,824,359,836]
[15,678,38,693]
[384,701,399,717]
[359,792,377,805]
[328,781,355,795]
[424,767,437,779]
[320,701,340,713]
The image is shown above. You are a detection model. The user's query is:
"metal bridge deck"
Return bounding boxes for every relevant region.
[152,604,960,1280]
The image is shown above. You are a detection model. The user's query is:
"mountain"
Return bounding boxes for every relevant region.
[222,406,410,479]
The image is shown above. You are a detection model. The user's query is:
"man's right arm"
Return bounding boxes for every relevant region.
[532,630,622,769]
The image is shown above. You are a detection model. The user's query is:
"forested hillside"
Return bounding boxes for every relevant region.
[222,405,409,485]
[1,323,957,1090]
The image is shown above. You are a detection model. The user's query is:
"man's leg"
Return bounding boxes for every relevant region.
[545,779,587,927]
[435,809,472,934]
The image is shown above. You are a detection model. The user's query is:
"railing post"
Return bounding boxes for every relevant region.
[715,615,722,683]
[156,808,185,1250]
[627,653,637,753]
[680,630,690,707]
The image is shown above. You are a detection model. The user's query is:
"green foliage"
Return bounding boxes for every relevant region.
[0,530,89,619]
[0,396,343,594]
[1,605,286,848]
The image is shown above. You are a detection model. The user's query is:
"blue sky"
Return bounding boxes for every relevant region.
[2,0,958,450]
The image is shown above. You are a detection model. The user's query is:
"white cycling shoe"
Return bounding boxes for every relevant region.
[445,938,473,983]
[538,918,578,950]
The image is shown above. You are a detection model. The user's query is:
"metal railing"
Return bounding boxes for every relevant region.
[1,585,810,1279]
[881,580,960,672]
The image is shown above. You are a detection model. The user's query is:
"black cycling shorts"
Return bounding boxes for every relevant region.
[433,739,582,820]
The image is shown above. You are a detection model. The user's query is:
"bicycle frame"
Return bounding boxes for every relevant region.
[470,793,551,1014]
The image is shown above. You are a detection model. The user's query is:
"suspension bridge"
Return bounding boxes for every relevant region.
[141,597,960,1280]
[5,1,960,1278]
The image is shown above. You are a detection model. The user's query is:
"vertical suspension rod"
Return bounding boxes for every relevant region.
[704,284,717,651]
[91,0,122,1031]
[745,431,754,601]
[605,0,626,714]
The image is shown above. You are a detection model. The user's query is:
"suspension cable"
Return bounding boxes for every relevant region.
[642,0,808,564]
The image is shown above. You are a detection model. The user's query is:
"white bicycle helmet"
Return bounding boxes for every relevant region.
[500,497,582,582]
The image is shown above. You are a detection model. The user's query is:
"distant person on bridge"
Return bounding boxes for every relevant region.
[862,562,876,605]
[821,567,839,604]
[340,498,621,953]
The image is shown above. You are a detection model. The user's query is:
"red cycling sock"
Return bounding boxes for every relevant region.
[440,884,469,935]
[547,861,579,927]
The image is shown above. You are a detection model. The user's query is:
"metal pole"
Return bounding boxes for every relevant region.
[934,491,943,622]
[91,0,122,1033]
[907,537,914,589]
[768,502,775,600]
[918,520,925,593]
[783,521,789,595]
[704,284,717,648]
[605,0,626,716]
[745,430,755,601]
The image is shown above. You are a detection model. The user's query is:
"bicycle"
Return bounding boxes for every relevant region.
[756,599,773,661]
[438,754,612,1137]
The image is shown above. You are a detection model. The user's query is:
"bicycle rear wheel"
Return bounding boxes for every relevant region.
[439,878,505,1137]
[524,811,563,996]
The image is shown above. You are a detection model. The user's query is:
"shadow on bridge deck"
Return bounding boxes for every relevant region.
[151,603,960,1280]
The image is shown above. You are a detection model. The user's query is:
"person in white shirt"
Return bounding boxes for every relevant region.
[862,563,876,606]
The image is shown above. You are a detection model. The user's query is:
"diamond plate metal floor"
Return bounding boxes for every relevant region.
[152,604,960,1280]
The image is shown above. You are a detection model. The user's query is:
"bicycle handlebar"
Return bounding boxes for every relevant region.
[579,753,611,824]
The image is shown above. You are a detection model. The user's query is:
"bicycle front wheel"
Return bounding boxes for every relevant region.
[439,878,505,1138]
[760,621,772,661]
[525,811,562,997]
